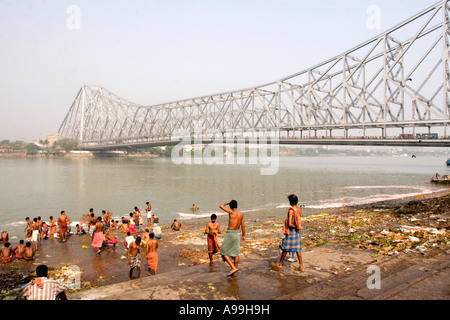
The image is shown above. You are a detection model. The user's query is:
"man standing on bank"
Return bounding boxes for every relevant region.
[128,236,142,280]
[21,265,67,300]
[58,211,70,243]
[219,200,245,276]
[271,194,305,272]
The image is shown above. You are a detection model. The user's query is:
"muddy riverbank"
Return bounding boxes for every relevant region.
[1,190,449,300]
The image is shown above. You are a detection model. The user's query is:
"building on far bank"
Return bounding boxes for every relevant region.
[46,134,58,147]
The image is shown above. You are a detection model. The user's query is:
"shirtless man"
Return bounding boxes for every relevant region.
[23,242,36,261]
[120,218,129,234]
[146,233,158,276]
[66,217,73,235]
[14,240,26,259]
[1,230,9,243]
[219,200,245,276]
[104,211,112,229]
[49,216,57,239]
[91,217,105,255]
[145,201,152,226]
[24,217,33,234]
[191,204,199,212]
[104,231,117,248]
[76,224,86,235]
[171,220,181,231]
[25,228,32,242]
[36,217,43,241]
[133,207,141,232]
[271,194,305,272]
[58,211,70,243]
[88,212,97,237]
[36,216,43,231]
[31,218,40,249]
[111,220,118,230]
[205,214,221,265]
[141,228,150,247]
[128,236,141,280]
[1,242,14,263]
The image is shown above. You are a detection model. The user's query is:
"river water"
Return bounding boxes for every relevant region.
[0,153,449,239]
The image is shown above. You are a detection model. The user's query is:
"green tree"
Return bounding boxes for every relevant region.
[25,143,40,154]
[9,141,26,150]
[55,139,78,152]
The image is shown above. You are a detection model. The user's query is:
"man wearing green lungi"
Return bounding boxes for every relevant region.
[219,200,245,276]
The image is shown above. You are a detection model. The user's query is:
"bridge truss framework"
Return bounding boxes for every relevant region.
[58,1,450,149]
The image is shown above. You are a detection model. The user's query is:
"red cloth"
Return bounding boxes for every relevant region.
[106,238,117,245]
[207,234,220,254]
[91,232,104,248]
[58,221,67,235]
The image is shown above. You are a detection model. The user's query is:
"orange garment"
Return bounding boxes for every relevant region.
[49,225,56,235]
[146,251,158,271]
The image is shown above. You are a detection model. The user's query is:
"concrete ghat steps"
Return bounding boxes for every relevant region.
[68,247,449,300]
[68,261,231,300]
[276,249,449,300]
[68,250,332,300]
[68,254,278,300]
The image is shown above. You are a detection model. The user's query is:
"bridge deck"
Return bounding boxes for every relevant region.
[79,138,450,151]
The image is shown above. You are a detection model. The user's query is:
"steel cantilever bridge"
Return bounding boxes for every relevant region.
[58,1,450,151]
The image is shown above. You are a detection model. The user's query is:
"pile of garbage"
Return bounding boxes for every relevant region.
[177,247,211,265]
[171,194,450,266]
[302,194,450,257]
[238,194,449,257]
[355,222,448,256]
[395,193,450,216]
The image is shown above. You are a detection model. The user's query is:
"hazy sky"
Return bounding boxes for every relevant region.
[0,0,439,142]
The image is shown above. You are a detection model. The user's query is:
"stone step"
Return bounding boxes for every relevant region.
[361,254,449,300]
[68,247,449,300]
[276,249,449,300]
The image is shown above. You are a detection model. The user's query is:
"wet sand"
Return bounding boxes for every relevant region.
[0,225,193,291]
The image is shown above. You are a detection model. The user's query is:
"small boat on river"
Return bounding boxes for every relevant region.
[431,175,450,184]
